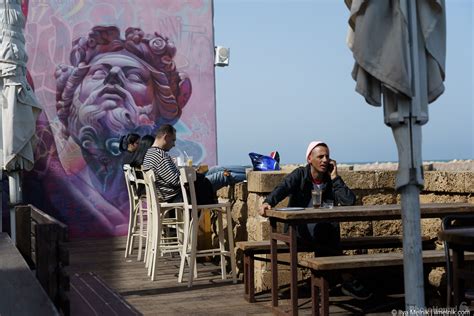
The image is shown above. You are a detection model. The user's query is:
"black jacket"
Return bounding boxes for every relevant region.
[264,164,356,207]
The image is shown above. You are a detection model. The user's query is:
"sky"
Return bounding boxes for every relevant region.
[213,0,473,165]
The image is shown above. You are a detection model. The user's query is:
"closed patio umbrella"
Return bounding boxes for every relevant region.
[0,0,41,236]
[346,0,446,312]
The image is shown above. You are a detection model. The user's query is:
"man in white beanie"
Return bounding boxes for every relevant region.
[259,141,355,217]
[259,141,372,300]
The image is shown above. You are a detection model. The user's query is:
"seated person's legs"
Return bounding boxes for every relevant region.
[297,222,372,300]
[206,171,232,192]
[205,165,249,191]
[207,165,249,177]
[166,175,215,206]
[168,192,183,203]
[296,222,341,257]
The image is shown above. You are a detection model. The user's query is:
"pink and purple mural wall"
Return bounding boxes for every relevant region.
[23,0,216,238]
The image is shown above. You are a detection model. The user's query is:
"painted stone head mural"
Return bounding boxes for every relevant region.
[56,26,191,153]
[55,26,191,191]
[23,0,216,238]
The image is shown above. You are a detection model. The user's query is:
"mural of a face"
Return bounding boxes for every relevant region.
[55,26,192,185]
[69,52,158,156]
[78,52,156,118]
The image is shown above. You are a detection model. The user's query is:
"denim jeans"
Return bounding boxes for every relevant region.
[205,165,249,191]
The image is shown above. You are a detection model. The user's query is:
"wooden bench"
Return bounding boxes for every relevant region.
[70,272,142,315]
[0,232,59,315]
[300,250,474,316]
[15,205,70,315]
[237,235,435,303]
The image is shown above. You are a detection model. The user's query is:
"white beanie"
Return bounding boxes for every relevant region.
[305,141,327,162]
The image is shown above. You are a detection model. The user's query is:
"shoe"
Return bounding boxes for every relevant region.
[341,279,373,300]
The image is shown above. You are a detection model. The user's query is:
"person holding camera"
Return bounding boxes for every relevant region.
[259,141,371,300]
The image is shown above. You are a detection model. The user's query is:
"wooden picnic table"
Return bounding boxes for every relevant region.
[0,232,59,316]
[438,227,474,307]
[265,202,474,316]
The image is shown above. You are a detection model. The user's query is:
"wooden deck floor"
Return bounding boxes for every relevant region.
[67,236,276,315]
[67,237,405,315]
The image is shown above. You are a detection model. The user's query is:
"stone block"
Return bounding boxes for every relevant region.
[465,173,474,193]
[247,170,290,193]
[428,267,445,288]
[246,216,270,241]
[256,270,306,293]
[361,193,397,205]
[340,221,372,237]
[339,171,377,190]
[373,220,402,236]
[419,193,468,204]
[375,171,396,188]
[421,218,441,239]
[247,193,265,218]
[446,172,466,193]
[424,171,447,192]
[231,199,247,223]
[254,253,292,271]
[233,222,247,243]
[372,218,441,240]
[216,182,248,201]
[424,171,467,193]
[217,186,232,199]
[253,255,287,272]
[247,193,289,218]
[234,182,248,200]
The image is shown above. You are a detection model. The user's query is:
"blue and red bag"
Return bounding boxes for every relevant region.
[249,152,281,171]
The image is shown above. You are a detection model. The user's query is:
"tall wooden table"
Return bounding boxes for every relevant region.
[266,203,474,316]
[438,227,474,307]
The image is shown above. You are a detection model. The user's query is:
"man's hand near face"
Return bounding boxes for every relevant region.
[329,159,338,180]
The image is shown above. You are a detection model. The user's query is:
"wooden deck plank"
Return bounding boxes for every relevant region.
[70,272,141,316]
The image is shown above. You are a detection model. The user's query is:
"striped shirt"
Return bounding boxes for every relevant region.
[143,147,180,202]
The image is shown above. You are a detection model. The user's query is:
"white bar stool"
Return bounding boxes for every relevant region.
[142,169,184,281]
[177,166,237,287]
[123,164,147,261]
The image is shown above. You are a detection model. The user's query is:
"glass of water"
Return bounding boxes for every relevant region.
[322,200,334,209]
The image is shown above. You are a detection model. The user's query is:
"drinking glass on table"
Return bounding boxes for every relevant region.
[186,156,193,167]
[312,188,322,208]
[175,156,184,166]
[322,200,334,209]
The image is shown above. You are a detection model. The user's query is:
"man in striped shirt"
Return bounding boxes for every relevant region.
[143,124,181,202]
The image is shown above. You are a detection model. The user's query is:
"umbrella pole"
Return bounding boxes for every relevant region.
[389,114,425,313]
[8,171,21,243]
[399,1,428,313]
[400,184,425,313]
[0,169,2,233]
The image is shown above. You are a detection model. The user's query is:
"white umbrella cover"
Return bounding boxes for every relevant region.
[0,0,41,171]
[0,0,41,236]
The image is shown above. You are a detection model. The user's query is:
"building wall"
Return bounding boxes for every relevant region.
[23,0,216,237]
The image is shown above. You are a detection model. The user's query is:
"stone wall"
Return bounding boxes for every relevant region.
[217,168,474,292]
